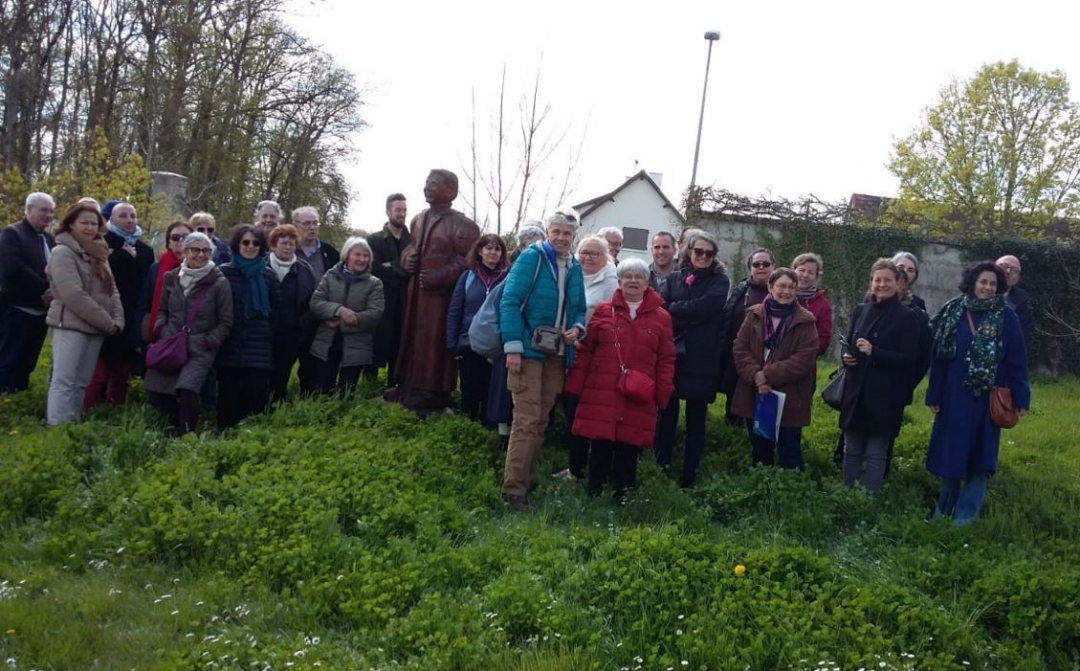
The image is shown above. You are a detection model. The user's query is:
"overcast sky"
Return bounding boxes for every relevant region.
[284,0,1080,234]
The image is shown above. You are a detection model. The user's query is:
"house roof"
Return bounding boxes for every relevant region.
[572,170,687,225]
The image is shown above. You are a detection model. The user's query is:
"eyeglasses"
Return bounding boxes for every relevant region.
[240,239,260,248]
[169,233,189,242]
[296,220,319,227]
[579,250,603,259]
[1000,265,1020,275]
[187,247,211,256]
[195,227,215,235]
[692,247,717,259]
[751,261,773,269]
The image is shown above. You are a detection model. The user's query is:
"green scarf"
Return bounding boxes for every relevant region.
[929,293,1006,395]
[232,254,271,320]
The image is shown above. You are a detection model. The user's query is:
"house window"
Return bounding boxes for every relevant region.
[622,226,649,251]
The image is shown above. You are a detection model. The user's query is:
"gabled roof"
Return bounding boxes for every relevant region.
[573,170,687,225]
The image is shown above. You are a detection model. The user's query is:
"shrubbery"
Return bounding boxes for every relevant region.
[1,374,1080,669]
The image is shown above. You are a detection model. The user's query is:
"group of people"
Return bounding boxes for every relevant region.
[0,172,1033,525]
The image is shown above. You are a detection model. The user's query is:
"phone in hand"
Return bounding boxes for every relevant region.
[839,334,854,358]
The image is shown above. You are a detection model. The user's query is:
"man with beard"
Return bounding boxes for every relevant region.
[368,193,410,381]
[648,231,678,293]
[384,172,479,412]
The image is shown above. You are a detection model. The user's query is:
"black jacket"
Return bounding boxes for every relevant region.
[101,230,154,356]
[1006,286,1034,353]
[368,223,412,365]
[269,257,317,348]
[0,219,55,309]
[719,278,768,394]
[838,297,920,437]
[215,264,280,370]
[661,265,730,402]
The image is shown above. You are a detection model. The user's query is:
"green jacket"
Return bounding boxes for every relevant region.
[309,262,385,367]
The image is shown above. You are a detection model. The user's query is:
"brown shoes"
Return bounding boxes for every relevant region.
[502,494,535,513]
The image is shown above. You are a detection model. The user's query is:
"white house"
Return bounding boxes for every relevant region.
[572,170,686,263]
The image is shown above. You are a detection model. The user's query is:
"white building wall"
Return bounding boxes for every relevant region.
[577,177,684,263]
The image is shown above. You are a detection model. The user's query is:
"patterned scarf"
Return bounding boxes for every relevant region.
[232,254,271,319]
[929,293,1007,395]
[796,285,818,302]
[762,296,797,360]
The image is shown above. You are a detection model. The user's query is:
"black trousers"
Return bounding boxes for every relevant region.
[588,439,639,500]
[0,305,48,394]
[296,331,320,394]
[458,351,492,422]
[149,389,201,435]
[270,340,299,404]
[563,393,589,478]
[216,367,271,430]
[316,332,364,397]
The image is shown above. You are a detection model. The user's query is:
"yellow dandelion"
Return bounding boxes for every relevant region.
[734,564,746,576]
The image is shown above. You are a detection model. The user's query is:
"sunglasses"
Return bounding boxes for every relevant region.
[169,233,188,242]
[751,261,773,269]
[195,227,215,234]
[692,247,717,259]
[240,239,260,248]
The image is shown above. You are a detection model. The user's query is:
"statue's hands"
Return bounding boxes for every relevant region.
[402,250,419,274]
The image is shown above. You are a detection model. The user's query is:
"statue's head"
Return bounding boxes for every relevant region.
[424,169,459,205]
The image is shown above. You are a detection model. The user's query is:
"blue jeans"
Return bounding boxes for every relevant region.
[934,471,990,526]
[0,305,48,394]
[748,423,804,470]
[655,398,708,486]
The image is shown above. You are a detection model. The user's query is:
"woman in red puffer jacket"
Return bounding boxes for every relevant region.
[564,258,676,502]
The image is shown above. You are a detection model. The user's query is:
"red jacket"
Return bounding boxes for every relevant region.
[797,288,833,355]
[565,288,676,449]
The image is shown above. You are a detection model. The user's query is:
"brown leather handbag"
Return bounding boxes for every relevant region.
[990,386,1019,429]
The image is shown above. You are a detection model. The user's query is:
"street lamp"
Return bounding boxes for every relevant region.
[689,30,720,191]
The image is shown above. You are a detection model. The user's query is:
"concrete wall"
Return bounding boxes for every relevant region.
[151,171,190,220]
[578,176,684,264]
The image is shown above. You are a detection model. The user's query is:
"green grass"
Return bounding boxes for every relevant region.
[1,359,1079,670]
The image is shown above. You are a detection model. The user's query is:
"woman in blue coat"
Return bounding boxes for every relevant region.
[926,261,1030,525]
[655,230,730,488]
[446,233,508,422]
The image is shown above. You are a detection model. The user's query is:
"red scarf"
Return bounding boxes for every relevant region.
[147,250,182,343]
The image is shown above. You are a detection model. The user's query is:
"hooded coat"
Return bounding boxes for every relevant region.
[564,288,675,448]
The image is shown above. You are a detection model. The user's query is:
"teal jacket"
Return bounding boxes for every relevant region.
[500,242,587,363]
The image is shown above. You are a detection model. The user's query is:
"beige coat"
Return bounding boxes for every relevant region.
[45,232,123,336]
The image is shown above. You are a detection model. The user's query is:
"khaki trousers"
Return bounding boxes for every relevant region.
[501,355,565,497]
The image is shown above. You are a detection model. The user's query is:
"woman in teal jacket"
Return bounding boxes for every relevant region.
[499,207,587,512]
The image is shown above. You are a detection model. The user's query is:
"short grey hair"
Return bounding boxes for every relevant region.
[182,232,212,250]
[576,234,614,266]
[890,250,920,283]
[546,206,580,231]
[341,236,372,261]
[597,226,623,242]
[25,192,55,211]
[518,223,546,245]
[616,257,650,279]
[291,205,318,222]
[255,200,282,217]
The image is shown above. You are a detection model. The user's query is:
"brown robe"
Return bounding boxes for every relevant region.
[393,206,480,409]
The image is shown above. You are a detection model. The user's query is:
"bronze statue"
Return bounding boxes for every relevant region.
[385,169,480,412]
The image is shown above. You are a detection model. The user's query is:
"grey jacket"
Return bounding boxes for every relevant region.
[144,268,233,395]
[309,263,385,367]
[45,233,124,335]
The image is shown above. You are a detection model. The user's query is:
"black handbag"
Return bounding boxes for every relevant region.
[821,367,845,411]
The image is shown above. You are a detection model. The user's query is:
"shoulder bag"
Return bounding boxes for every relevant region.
[613,321,655,404]
[145,283,213,373]
[966,311,1018,429]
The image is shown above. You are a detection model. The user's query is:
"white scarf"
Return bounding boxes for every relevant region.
[179,259,216,295]
[269,253,297,282]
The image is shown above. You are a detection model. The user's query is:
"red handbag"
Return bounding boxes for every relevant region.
[613,323,655,404]
[146,284,212,373]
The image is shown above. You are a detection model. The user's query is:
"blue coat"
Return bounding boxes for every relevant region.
[925,307,1030,479]
[446,267,507,352]
[499,242,586,364]
[215,264,279,370]
[661,266,730,402]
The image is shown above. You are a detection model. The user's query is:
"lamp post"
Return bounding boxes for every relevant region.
[689,30,720,191]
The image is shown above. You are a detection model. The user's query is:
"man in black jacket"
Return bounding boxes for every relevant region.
[368,193,410,381]
[997,255,1034,363]
[85,201,155,408]
[291,205,340,392]
[0,192,56,393]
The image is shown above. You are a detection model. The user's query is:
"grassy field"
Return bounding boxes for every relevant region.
[1,358,1079,670]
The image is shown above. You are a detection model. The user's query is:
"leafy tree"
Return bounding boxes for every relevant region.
[887,60,1080,241]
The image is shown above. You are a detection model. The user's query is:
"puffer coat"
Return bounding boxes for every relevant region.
[309,262,385,367]
[215,263,279,370]
[45,232,124,336]
[564,288,675,448]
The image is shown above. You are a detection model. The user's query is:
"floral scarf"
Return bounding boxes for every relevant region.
[929,293,1007,395]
